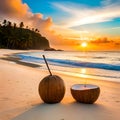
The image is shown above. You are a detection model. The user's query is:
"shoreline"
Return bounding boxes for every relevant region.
[1,49,120,84]
[0,49,42,68]
[0,49,120,120]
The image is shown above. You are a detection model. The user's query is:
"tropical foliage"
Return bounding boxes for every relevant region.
[0,20,50,49]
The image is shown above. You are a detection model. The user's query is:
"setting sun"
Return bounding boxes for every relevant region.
[81,42,88,48]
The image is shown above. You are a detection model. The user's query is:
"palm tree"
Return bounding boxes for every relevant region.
[32,28,34,31]
[2,19,7,26]
[19,22,24,28]
[7,21,12,27]
[13,23,17,29]
[26,26,29,29]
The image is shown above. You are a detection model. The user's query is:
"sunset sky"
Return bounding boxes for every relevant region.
[0,0,120,51]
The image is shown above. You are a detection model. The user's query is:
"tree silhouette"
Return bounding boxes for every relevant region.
[8,21,12,27]
[19,22,24,28]
[0,20,50,49]
[2,19,7,26]
[13,23,17,29]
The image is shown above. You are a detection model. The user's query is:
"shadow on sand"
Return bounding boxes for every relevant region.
[12,102,113,120]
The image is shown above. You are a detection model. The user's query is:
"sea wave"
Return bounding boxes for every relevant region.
[17,54,120,71]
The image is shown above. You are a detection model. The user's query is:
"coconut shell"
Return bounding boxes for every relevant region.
[71,84,100,104]
[39,75,65,103]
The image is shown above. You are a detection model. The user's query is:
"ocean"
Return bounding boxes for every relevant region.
[16,51,120,83]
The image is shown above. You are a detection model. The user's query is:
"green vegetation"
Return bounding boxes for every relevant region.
[0,20,50,49]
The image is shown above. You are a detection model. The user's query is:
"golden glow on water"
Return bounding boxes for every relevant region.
[79,68,87,78]
[79,74,87,78]
[81,68,86,74]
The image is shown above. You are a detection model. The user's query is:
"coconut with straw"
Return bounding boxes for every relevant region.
[38,55,65,104]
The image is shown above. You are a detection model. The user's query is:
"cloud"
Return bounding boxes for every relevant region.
[101,0,120,6]
[0,0,53,32]
[101,0,112,5]
[52,1,120,28]
[111,27,120,30]
[0,0,29,18]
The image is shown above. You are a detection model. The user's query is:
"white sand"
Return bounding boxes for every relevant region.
[0,49,120,120]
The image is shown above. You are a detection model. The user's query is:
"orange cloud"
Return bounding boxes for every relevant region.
[0,0,52,32]
[0,0,29,17]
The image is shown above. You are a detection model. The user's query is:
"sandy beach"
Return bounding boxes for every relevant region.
[0,49,120,120]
